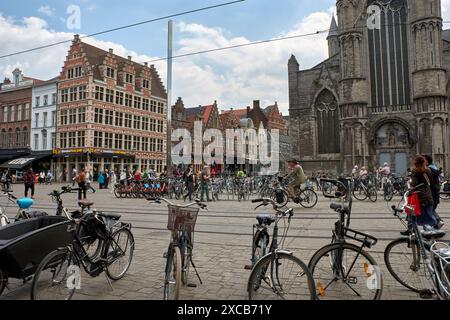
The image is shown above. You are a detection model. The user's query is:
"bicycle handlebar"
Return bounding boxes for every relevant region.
[147,197,207,210]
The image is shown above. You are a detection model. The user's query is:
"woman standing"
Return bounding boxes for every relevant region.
[98,172,105,189]
[409,155,438,230]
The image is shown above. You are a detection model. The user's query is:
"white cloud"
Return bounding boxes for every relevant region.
[0,8,335,115]
[38,5,55,17]
[443,0,450,22]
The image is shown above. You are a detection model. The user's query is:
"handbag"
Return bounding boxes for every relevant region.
[406,191,421,216]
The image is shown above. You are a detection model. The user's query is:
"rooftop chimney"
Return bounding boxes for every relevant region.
[128,56,132,61]
[74,34,80,42]
[253,100,260,109]
[3,78,11,84]
[109,48,114,54]
[144,62,148,67]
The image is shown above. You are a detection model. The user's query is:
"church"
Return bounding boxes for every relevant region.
[288,0,450,175]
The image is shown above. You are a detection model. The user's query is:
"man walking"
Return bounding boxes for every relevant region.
[200,166,211,202]
[24,168,35,199]
[183,165,196,201]
[424,155,444,229]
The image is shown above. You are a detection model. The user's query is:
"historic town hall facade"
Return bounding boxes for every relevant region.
[289,0,450,174]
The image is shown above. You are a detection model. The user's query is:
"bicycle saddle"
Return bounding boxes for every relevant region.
[256,214,275,226]
[78,201,94,209]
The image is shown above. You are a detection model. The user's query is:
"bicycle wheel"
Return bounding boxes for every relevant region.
[181,244,191,286]
[368,188,378,203]
[31,248,78,300]
[0,267,7,296]
[113,187,121,199]
[308,243,382,300]
[383,185,394,202]
[352,186,368,201]
[164,245,182,300]
[248,252,316,300]
[299,189,318,208]
[106,228,135,280]
[384,238,427,293]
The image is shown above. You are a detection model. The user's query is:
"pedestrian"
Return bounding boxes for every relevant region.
[423,155,444,229]
[409,155,438,231]
[200,166,211,202]
[24,168,35,199]
[72,167,77,186]
[183,165,196,201]
[86,170,96,193]
[1,169,12,192]
[110,170,117,193]
[75,169,87,200]
[104,169,109,189]
[379,162,391,189]
[98,172,105,189]
[352,165,359,177]
[120,170,127,185]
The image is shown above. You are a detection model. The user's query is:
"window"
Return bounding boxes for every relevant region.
[51,133,56,148]
[115,112,123,127]
[52,93,57,105]
[134,115,141,130]
[52,111,56,127]
[67,69,74,79]
[105,132,113,149]
[150,100,157,113]
[157,102,164,114]
[17,105,22,121]
[77,131,85,147]
[134,96,141,109]
[35,97,40,107]
[60,110,68,125]
[143,98,149,111]
[60,132,67,148]
[142,79,150,89]
[106,67,115,78]
[68,132,76,147]
[143,117,149,131]
[124,135,132,150]
[105,110,114,125]
[42,130,47,150]
[124,114,132,128]
[157,120,164,133]
[69,88,77,101]
[78,107,86,123]
[105,89,114,103]
[115,91,124,105]
[44,95,48,106]
[157,139,164,152]
[61,89,69,103]
[35,113,40,128]
[115,134,123,149]
[94,108,104,124]
[34,134,39,150]
[150,138,156,152]
[69,109,77,124]
[95,86,104,101]
[43,112,48,127]
[150,118,156,132]
[78,86,87,100]
[125,73,133,84]
[75,66,82,77]
[94,131,103,148]
[133,136,140,151]
[142,137,149,152]
[24,104,30,120]
[125,94,132,107]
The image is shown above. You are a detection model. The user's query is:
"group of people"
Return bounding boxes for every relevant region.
[0,169,12,192]
[182,165,213,202]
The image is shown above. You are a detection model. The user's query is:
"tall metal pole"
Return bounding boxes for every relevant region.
[166,20,173,176]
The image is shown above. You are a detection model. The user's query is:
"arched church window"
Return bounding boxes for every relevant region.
[315,89,340,154]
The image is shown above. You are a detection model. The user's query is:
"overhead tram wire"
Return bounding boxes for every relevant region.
[0,0,246,60]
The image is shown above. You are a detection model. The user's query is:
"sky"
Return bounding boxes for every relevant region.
[1,0,450,115]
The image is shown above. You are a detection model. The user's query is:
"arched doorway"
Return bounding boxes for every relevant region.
[372,121,413,174]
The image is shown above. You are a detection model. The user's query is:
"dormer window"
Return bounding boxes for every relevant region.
[125,73,134,84]
[106,67,115,79]
[142,79,150,89]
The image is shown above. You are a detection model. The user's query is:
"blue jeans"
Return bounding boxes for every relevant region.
[417,205,438,227]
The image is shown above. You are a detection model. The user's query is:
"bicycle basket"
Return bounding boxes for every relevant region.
[167,205,199,233]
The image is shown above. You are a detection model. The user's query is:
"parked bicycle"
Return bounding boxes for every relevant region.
[0,191,48,227]
[246,198,316,300]
[384,184,449,299]
[31,198,134,300]
[308,179,383,300]
[148,197,205,300]
[352,177,378,202]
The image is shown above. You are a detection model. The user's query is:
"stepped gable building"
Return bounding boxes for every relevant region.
[289,0,450,174]
[55,35,168,181]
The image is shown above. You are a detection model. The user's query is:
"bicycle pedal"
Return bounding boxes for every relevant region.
[187,283,197,288]
[244,265,253,270]
[419,289,434,299]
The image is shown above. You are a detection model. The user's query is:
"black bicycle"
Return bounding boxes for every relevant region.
[30,201,134,300]
[246,198,316,300]
[308,179,383,300]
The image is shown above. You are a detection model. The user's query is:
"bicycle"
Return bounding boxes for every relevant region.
[30,199,134,300]
[246,198,316,300]
[148,197,206,300]
[352,177,378,202]
[274,176,318,209]
[308,179,383,300]
[384,184,449,299]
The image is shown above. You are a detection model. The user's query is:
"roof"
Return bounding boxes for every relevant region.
[221,108,248,119]
[328,16,338,38]
[33,76,60,87]
[185,104,215,125]
[79,40,167,99]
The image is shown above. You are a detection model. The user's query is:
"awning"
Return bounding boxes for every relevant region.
[0,152,52,169]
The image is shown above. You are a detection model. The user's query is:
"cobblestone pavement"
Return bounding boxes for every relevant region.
[1,183,449,300]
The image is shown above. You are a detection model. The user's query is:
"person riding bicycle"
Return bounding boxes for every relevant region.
[236,168,246,179]
[286,159,307,199]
